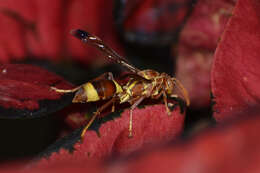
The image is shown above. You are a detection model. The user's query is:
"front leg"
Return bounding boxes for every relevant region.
[152,90,171,116]
[162,91,171,115]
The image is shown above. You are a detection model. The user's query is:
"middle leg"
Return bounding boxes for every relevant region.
[128,96,145,137]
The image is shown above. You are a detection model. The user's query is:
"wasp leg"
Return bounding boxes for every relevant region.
[111,101,115,112]
[51,85,81,93]
[81,97,116,139]
[152,90,163,99]
[81,110,100,139]
[162,91,171,116]
[153,90,172,116]
[151,90,171,115]
[128,97,145,138]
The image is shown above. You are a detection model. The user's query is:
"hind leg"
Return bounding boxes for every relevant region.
[128,97,145,137]
[51,85,81,93]
[80,97,117,139]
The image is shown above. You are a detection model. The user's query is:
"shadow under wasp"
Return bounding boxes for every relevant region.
[51,29,190,139]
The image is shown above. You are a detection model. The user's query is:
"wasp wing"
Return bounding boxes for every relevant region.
[120,73,151,83]
[71,29,140,74]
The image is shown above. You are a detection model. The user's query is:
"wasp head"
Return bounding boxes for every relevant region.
[166,77,190,106]
[164,77,174,95]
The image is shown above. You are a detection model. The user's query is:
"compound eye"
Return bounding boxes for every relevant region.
[71,29,89,40]
[166,79,174,93]
[167,79,172,88]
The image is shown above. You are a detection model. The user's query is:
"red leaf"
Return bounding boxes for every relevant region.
[117,0,191,45]
[176,0,234,108]
[0,13,26,62]
[0,0,37,61]
[35,0,64,59]
[36,105,185,165]
[65,0,101,63]
[118,109,260,173]
[211,0,260,121]
[0,1,123,64]
[0,64,74,118]
[4,108,260,173]
[65,0,124,64]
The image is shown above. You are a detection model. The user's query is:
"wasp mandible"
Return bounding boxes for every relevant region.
[52,29,190,138]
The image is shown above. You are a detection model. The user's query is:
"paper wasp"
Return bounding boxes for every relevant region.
[52,29,190,138]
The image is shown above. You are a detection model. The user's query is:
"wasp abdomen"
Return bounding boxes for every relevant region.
[92,80,117,100]
[72,80,122,103]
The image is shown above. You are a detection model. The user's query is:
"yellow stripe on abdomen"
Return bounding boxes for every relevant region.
[83,83,100,102]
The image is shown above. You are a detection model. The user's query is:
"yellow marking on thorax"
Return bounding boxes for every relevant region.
[142,73,150,80]
[113,80,123,93]
[83,83,100,102]
[119,80,138,103]
[141,83,150,95]
[127,81,138,95]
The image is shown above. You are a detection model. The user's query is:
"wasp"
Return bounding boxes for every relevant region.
[52,29,190,138]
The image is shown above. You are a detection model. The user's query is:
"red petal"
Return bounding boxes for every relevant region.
[211,0,260,121]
